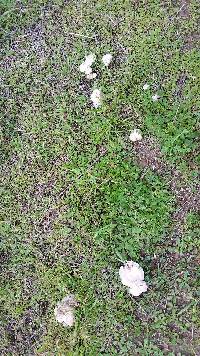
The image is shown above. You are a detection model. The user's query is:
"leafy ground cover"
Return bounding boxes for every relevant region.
[0,0,199,354]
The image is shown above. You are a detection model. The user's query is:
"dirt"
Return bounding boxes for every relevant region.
[145,242,199,354]
[177,0,200,52]
[178,0,191,19]
[175,71,188,98]
[0,304,47,356]
[182,32,200,52]
[0,250,10,271]
[132,136,200,235]
[36,208,59,233]
[33,179,56,199]
[162,0,199,53]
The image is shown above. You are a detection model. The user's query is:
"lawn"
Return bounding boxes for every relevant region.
[0,0,199,354]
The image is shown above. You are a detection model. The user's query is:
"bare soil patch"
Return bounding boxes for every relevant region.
[175,71,188,98]
[0,305,47,356]
[182,32,200,52]
[179,0,191,19]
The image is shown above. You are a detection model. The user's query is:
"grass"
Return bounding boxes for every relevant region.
[0,0,199,354]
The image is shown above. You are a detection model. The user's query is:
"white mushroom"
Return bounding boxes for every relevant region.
[143,83,150,90]
[87,72,97,80]
[129,129,142,142]
[79,53,96,78]
[102,53,113,67]
[85,53,96,66]
[119,261,148,297]
[152,94,160,102]
[129,280,148,297]
[90,88,102,108]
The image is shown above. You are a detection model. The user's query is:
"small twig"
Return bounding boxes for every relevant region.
[132,106,142,121]
[173,104,180,121]
[140,167,148,180]
[107,15,116,26]
[68,32,95,39]
[191,326,194,340]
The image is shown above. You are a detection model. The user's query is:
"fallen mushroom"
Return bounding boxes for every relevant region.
[54,294,78,327]
[119,261,148,297]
